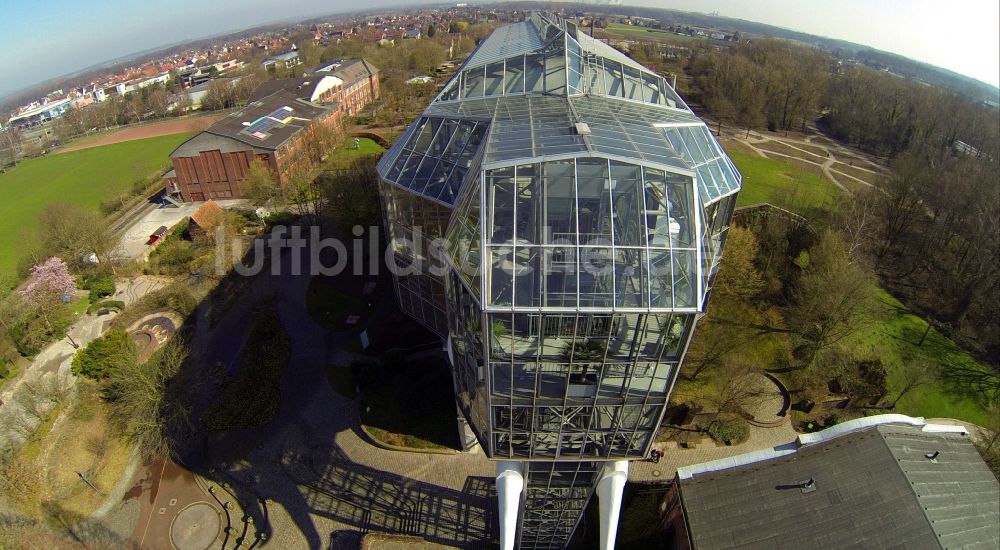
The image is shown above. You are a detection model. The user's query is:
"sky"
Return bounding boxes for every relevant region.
[1,0,998,100]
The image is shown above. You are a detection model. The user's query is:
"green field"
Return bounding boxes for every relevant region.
[847,289,995,426]
[604,23,704,41]
[323,137,384,167]
[0,134,192,276]
[728,150,845,213]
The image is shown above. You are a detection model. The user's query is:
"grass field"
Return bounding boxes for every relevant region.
[323,137,384,167]
[847,289,995,426]
[714,150,993,426]
[603,23,704,41]
[728,150,845,213]
[0,133,192,276]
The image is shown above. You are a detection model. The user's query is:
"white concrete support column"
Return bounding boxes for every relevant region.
[596,460,630,550]
[496,461,525,550]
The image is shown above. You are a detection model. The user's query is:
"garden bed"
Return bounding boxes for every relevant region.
[204,308,289,430]
[357,354,460,450]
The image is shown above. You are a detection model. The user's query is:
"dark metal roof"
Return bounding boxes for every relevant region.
[330,58,379,86]
[680,424,1000,550]
[173,90,334,155]
[248,77,331,103]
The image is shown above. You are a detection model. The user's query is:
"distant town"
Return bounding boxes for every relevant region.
[4,2,996,161]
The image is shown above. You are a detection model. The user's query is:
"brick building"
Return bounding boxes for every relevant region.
[306,58,381,116]
[166,83,343,202]
[166,59,380,202]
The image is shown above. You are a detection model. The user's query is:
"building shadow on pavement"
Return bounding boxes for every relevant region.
[292,449,497,547]
[161,240,498,549]
[196,429,498,549]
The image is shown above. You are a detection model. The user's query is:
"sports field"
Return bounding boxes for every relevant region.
[59,113,223,154]
[0,133,192,276]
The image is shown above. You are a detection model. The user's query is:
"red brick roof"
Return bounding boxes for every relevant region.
[190,199,225,229]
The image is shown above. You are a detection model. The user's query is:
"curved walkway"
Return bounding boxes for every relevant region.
[719,125,890,195]
[632,372,797,482]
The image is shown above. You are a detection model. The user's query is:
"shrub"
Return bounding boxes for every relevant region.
[71,329,137,379]
[82,273,116,303]
[110,284,197,330]
[8,305,74,357]
[104,338,190,459]
[86,300,125,314]
[706,415,750,445]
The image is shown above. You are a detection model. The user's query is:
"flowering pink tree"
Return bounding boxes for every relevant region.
[19,257,76,308]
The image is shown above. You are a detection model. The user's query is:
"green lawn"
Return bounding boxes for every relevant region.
[845,289,996,426]
[604,23,704,42]
[322,137,384,168]
[0,134,192,276]
[728,150,845,214]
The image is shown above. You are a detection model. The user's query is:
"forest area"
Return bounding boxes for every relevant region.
[642,34,1000,471]
[680,38,999,368]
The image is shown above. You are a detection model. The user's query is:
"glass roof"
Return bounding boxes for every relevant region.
[421,95,725,183]
[463,20,546,70]
[377,117,488,205]
[377,13,742,314]
[436,11,688,112]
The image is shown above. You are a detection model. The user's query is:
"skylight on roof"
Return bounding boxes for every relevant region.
[240,106,295,140]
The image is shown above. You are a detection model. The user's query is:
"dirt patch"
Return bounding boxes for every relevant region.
[757,140,823,161]
[60,115,224,153]
[784,141,829,158]
[719,139,762,157]
[831,161,881,185]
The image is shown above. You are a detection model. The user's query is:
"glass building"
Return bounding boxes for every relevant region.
[376,12,741,550]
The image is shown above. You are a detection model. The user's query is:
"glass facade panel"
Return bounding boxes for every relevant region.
[642,71,661,104]
[566,35,583,94]
[525,53,545,92]
[380,13,742,550]
[610,161,644,247]
[543,43,567,95]
[604,61,624,97]
[504,55,525,94]
[484,61,505,96]
[462,67,485,98]
[576,158,612,244]
[649,249,674,309]
[515,163,541,245]
[614,248,647,308]
[542,160,577,245]
[623,65,643,101]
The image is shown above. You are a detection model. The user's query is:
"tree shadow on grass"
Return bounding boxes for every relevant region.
[884,310,998,407]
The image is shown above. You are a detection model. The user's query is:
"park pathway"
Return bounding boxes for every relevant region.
[716,124,890,195]
[0,276,168,453]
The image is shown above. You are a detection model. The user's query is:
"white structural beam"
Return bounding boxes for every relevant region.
[496,461,525,550]
[596,460,630,550]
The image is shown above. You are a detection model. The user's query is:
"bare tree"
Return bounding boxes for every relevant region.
[787,230,877,367]
[240,158,282,207]
[888,361,936,409]
[39,203,120,273]
[105,338,191,460]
